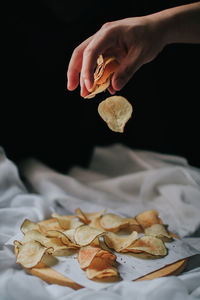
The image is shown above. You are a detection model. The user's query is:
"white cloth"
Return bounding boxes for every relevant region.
[0,144,200,300]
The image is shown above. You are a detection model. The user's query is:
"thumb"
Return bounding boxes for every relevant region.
[112,52,141,91]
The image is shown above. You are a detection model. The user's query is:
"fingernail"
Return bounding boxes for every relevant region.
[84,79,92,91]
[115,78,124,90]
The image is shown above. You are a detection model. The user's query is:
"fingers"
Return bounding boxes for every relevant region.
[67,36,93,91]
[112,50,142,91]
[80,30,114,92]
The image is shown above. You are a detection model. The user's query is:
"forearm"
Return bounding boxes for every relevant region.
[150,2,200,45]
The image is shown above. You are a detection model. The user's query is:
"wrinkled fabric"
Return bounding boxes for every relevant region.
[0,144,200,300]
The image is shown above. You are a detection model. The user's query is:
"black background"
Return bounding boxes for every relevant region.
[3,0,200,172]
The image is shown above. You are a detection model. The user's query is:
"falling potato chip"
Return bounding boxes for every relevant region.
[135,210,162,229]
[104,231,138,252]
[86,267,118,280]
[100,213,130,232]
[126,236,167,256]
[78,246,101,270]
[14,240,53,269]
[144,224,172,242]
[20,219,41,234]
[74,225,105,246]
[98,96,133,133]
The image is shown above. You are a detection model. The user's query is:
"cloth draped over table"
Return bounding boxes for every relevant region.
[0,144,200,300]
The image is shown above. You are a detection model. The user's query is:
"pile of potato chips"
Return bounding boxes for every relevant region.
[14,209,172,281]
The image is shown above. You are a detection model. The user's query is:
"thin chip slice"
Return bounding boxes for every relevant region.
[86,266,118,280]
[78,246,101,270]
[98,96,133,133]
[51,213,72,230]
[124,218,143,233]
[126,236,167,256]
[104,231,138,252]
[74,225,105,246]
[95,58,119,85]
[75,208,90,224]
[100,213,130,232]
[20,219,41,234]
[135,210,162,229]
[144,224,172,242]
[14,240,53,269]
[85,77,111,99]
[21,229,75,255]
[46,230,79,249]
[39,218,63,233]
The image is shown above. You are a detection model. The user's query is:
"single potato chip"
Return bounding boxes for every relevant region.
[98,96,133,133]
[75,208,90,224]
[86,266,118,280]
[78,246,101,270]
[135,210,162,229]
[46,230,79,249]
[20,219,41,234]
[126,236,167,256]
[14,240,53,269]
[100,213,130,232]
[74,225,105,246]
[104,231,138,252]
[51,213,73,230]
[144,224,172,242]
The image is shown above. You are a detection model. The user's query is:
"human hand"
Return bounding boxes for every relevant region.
[67,15,166,97]
[67,2,200,98]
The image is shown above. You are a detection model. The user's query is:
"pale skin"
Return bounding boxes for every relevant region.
[67,2,200,98]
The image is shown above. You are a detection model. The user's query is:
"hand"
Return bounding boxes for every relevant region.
[67,16,166,97]
[67,2,200,97]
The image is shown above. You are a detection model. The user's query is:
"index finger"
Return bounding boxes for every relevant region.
[80,31,113,91]
[67,36,93,91]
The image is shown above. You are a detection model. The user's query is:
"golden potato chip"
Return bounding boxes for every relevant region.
[21,229,74,256]
[100,213,129,232]
[74,225,105,246]
[135,210,162,229]
[45,230,79,249]
[95,58,119,85]
[84,55,119,99]
[84,77,111,99]
[104,231,138,252]
[86,267,118,280]
[75,208,90,224]
[51,213,72,230]
[90,249,116,269]
[39,218,63,233]
[98,96,133,133]
[126,236,167,256]
[20,219,41,234]
[78,246,101,270]
[14,240,53,269]
[124,218,143,233]
[144,224,172,242]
